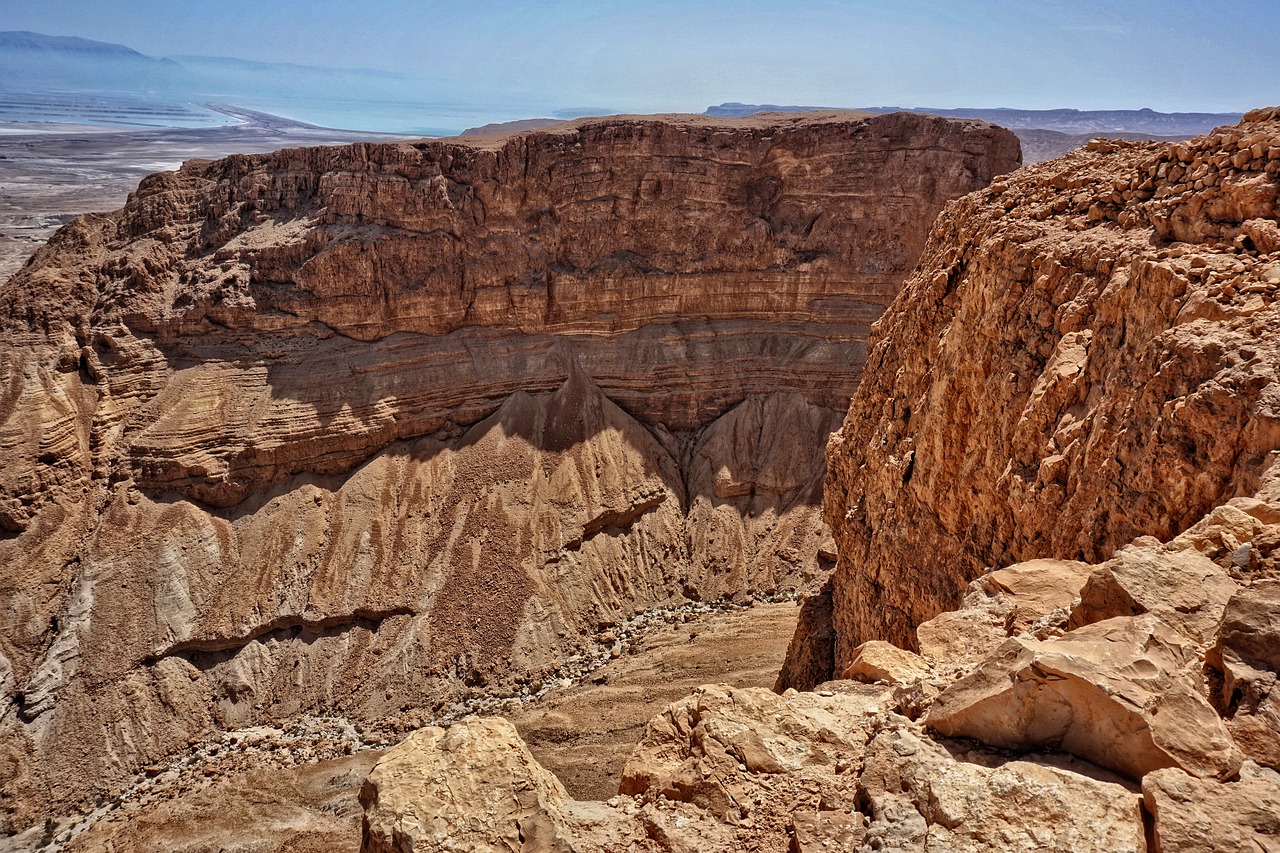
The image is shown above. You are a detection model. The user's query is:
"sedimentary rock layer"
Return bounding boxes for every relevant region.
[0,111,1018,830]
[807,107,1280,668]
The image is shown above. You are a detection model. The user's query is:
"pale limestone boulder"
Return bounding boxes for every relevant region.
[983,558,1094,631]
[925,614,1242,781]
[615,683,1147,851]
[1069,542,1238,646]
[841,640,932,685]
[916,605,1008,667]
[1207,579,1280,769]
[916,559,1092,665]
[860,724,1146,853]
[1142,767,1280,852]
[359,717,637,853]
[619,683,888,818]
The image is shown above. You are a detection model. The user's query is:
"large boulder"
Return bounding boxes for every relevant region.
[916,558,1092,665]
[617,684,1146,851]
[1069,540,1238,647]
[1142,766,1280,852]
[925,614,1242,781]
[359,717,635,853]
[1207,579,1280,769]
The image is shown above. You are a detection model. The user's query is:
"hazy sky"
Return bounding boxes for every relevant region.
[2,0,1274,113]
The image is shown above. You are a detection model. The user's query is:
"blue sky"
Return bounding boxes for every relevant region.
[2,0,1274,113]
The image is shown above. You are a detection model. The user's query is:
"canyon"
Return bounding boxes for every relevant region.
[5,98,1278,852]
[361,108,1280,852]
[0,110,1020,836]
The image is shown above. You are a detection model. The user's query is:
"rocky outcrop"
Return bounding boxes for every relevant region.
[0,111,1019,831]
[1142,766,1280,852]
[803,107,1280,672]
[362,491,1279,851]
[353,110,1280,853]
[363,683,1148,852]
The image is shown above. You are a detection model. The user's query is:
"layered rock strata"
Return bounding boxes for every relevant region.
[804,107,1280,665]
[0,111,1019,831]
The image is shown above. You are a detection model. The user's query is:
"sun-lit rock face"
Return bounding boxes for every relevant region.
[0,110,1018,828]
[805,107,1280,669]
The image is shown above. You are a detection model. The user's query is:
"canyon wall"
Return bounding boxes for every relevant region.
[359,109,1280,853]
[0,111,1019,829]
[790,107,1280,678]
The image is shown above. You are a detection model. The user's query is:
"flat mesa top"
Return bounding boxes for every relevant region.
[436,109,886,148]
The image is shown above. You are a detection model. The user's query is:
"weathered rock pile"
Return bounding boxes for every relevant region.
[0,111,1018,832]
[361,110,1280,852]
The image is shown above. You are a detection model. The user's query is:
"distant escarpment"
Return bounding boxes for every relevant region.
[785,107,1280,685]
[0,110,1018,828]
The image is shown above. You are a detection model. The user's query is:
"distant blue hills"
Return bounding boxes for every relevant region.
[0,31,1247,139]
[705,102,1242,136]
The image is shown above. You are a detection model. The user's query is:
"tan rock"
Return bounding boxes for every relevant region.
[1142,767,1280,852]
[800,109,1280,670]
[983,558,1094,630]
[359,717,641,853]
[619,683,887,816]
[860,724,1146,853]
[915,558,1091,665]
[840,640,931,685]
[1069,542,1238,646]
[925,614,1242,781]
[0,111,1021,825]
[1207,579,1280,769]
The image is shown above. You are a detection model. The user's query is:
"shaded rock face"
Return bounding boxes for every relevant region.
[808,107,1280,669]
[0,111,1019,829]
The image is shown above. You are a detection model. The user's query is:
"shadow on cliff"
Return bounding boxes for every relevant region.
[141,324,856,524]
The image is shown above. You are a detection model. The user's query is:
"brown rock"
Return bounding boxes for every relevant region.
[915,558,1092,665]
[1142,767,1280,852]
[859,724,1146,852]
[615,683,1144,851]
[925,614,1242,781]
[1207,579,1280,769]
[840,640,931,685]
[359,718,570,852]
[805,109,1280,669]
[775,577,836,692]
[983,558,1094,630]
[0,111,1020,825]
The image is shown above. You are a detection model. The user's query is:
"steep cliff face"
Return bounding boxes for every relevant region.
[812,107,1280,670]
[0,110,1018,828]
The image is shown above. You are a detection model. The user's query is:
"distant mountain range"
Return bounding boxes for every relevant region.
[0,31,1247,143]
[0,30,418,103]
[706,102,1242,137]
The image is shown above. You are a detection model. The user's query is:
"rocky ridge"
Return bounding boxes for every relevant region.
[808,106,1280,664]
[360,110,1280,852]
[0,110,1019,832]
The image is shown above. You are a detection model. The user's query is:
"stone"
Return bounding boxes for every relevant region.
[925,614,1242,781]
[1142,767,1280,852]
[359,718,575,852]
[1207,580,1280,769]
[793,108,1280,673]
[914,558,1092,665]
[982,558,1094,630]
[0,111,1020,826]
[1069,542,1238,647]
[840,640,931,685]
[775,577,836,692]
[859,724,1146,853]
